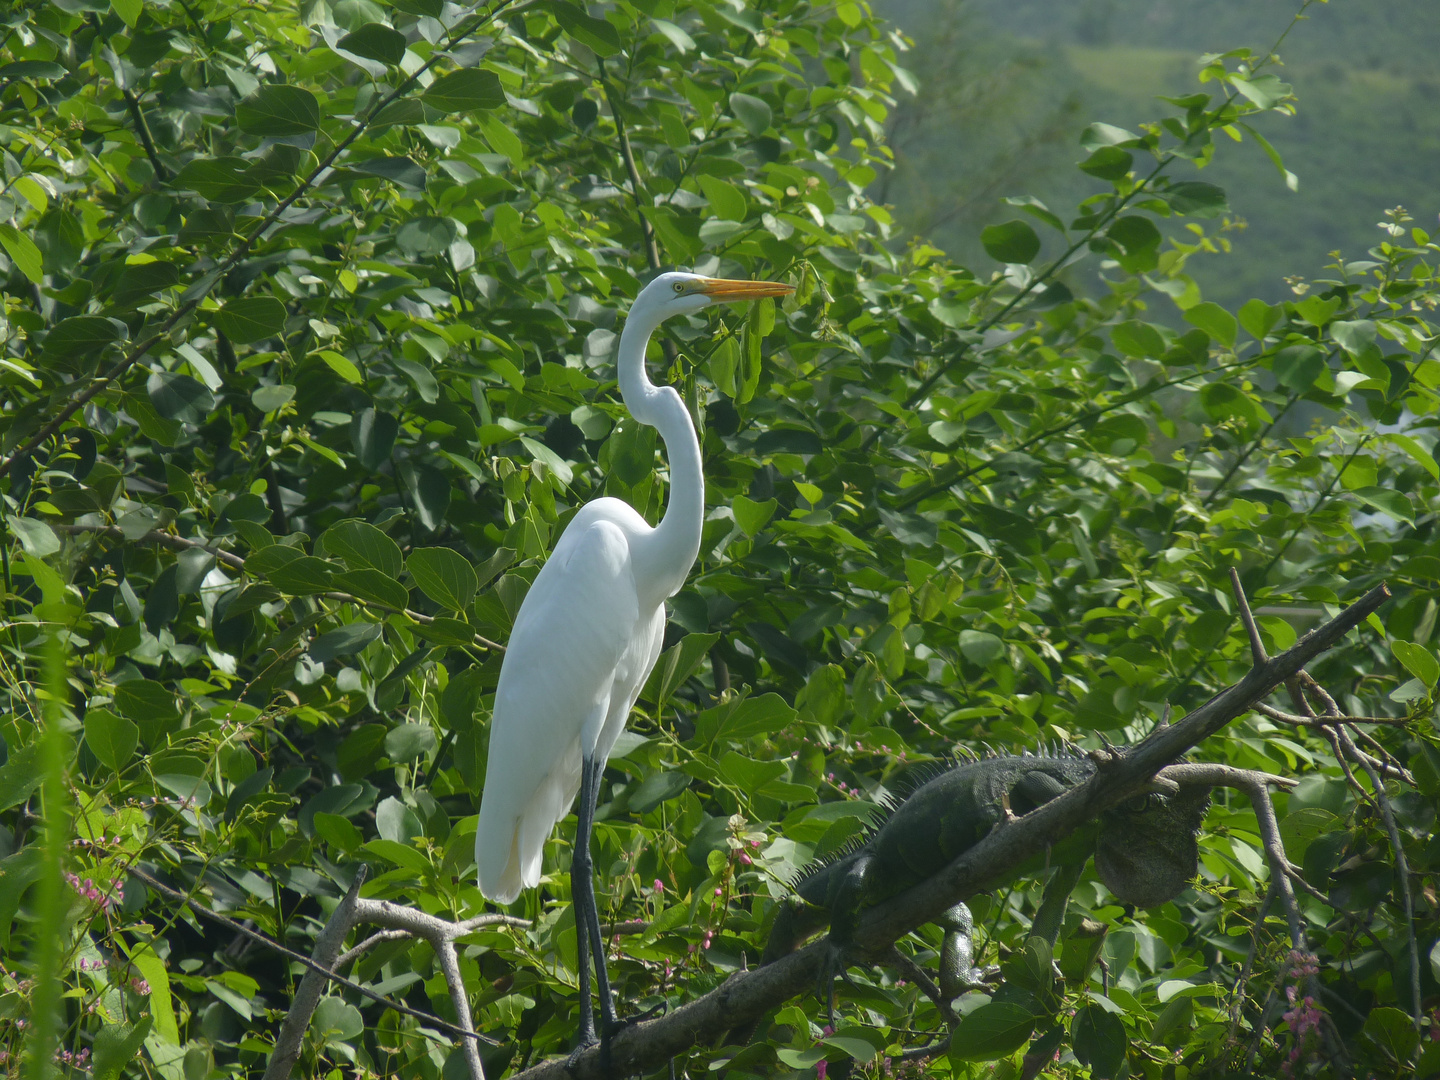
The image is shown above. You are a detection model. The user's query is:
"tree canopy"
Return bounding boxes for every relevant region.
[2,1,1439,1078]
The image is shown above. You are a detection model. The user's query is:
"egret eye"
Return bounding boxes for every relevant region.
[673,282,685,293]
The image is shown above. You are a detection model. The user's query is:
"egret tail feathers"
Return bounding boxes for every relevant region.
[476,746,583,903]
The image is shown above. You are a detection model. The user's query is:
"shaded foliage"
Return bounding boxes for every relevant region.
[2,1,1439,1078]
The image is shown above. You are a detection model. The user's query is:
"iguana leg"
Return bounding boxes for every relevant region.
[819,853,874,1015]
[936,902,1000,1000]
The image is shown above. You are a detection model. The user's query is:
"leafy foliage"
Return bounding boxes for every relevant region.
[2,1,1439,1079]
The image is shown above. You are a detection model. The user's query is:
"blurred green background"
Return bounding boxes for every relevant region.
[873,0,1440,305]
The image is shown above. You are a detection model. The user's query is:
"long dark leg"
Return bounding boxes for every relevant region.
[571,755,602,1050]
[579,756,620,1030]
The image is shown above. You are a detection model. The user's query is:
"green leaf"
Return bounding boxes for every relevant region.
[265,556,339,595]
[318,349,364,383]
[709,336,739,397]
[147,371,215,424]
[729,92,773,136]
[130,947,178,1043]
[553,2,622,56]
[0,61,69,80]
[6,514,60,557]
[1111,320,1165,359]
[236,84,321,136]
[981,219,1041,264]
[313,996,365,1043]
[0,742,43,813]
[1354,486,1414,525]
[959,629,1005,667]
[251,384,296,413]
[338,23,407,65]
[1078,146,1132,181]
[948,1001,1037,1062]
[84,709,139,772]
[333,569,410,610]
[643,632,719,709]
[43,315,123,362]
[399,461,452,531]
[1239,298,1281,340]
[111,0,142,28]
[1183,302,1237,348]
[325,520,404,577]
[308,622,383,663]
[1392,640,1439,690]
[1164,181,1228,216]
[698,174,747,222]
[691,692,796,746]
[407,547,479,611]
[0,223,43,284]
[214,296,287,344]
[351,409,399,470]
[173,157,260,203]
[92,1018,153,1080]
[1072,1004,1127,1079]
[113,679,180,723]
[421,69,505,113]
[732,494,777,537]
[1272,345,1326,392]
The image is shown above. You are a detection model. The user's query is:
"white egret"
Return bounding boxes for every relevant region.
[475,271,794,1051]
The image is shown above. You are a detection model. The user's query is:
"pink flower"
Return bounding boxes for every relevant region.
[815,1061,827,1080]
[653,879,664,894]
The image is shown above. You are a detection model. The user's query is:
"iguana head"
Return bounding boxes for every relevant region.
[1094,784,1211,908]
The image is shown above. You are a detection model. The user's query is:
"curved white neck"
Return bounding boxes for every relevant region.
[616,304,703,604]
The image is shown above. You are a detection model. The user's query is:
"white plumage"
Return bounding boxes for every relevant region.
[472,270,794,1048]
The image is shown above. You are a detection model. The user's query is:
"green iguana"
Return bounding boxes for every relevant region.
[760,748,1211,1002]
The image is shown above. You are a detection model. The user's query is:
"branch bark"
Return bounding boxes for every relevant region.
[513,580,1390,1080]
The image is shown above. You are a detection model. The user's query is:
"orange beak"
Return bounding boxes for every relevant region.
[696,277,795,302]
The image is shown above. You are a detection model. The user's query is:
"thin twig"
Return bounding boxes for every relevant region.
[122,90,168,181]
[886,946,956,1024]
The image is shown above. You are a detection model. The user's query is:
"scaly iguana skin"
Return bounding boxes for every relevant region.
[761,749,1211,1000]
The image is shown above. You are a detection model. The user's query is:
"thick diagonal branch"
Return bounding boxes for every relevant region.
[515,581,1391,1080]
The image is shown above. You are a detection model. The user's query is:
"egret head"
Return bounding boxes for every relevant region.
[636,271,794,320]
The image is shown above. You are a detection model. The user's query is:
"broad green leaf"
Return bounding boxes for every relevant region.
[214,296,287,344]
[6,515,60,557]
[1072,1004,1127,1079]
[111,0,142,27]
[130,948,178,1043]
[698,174,748,222]
[0,223,43,284]
[1272,345,1326,392]
[981,219,1040,264]
[92,1018,153,1080]
[1078,146,1132,181]
[0,742,43,813]
[43,315,123,361]
[553,2,622,56]
[147,371,215,424]
[1183,302,1237,348]
[325,520,404,577]
[729,92,773,136]
[1391,640,1439,690]
[421,69,505,113]
[732,494,777,537]
[338,22,407,65]
[332,569,410,610]
[173,157,260,203]
[236,84,321,136]
[948,1001,1037,1062]
[308,622,383,663]
[251,384,296,413]
[84,709,139,772]
[407,547,479,611]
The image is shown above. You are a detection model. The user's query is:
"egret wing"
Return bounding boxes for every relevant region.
[476,515,646,901]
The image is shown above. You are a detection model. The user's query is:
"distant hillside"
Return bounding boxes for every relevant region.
[873,0,1440,307]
